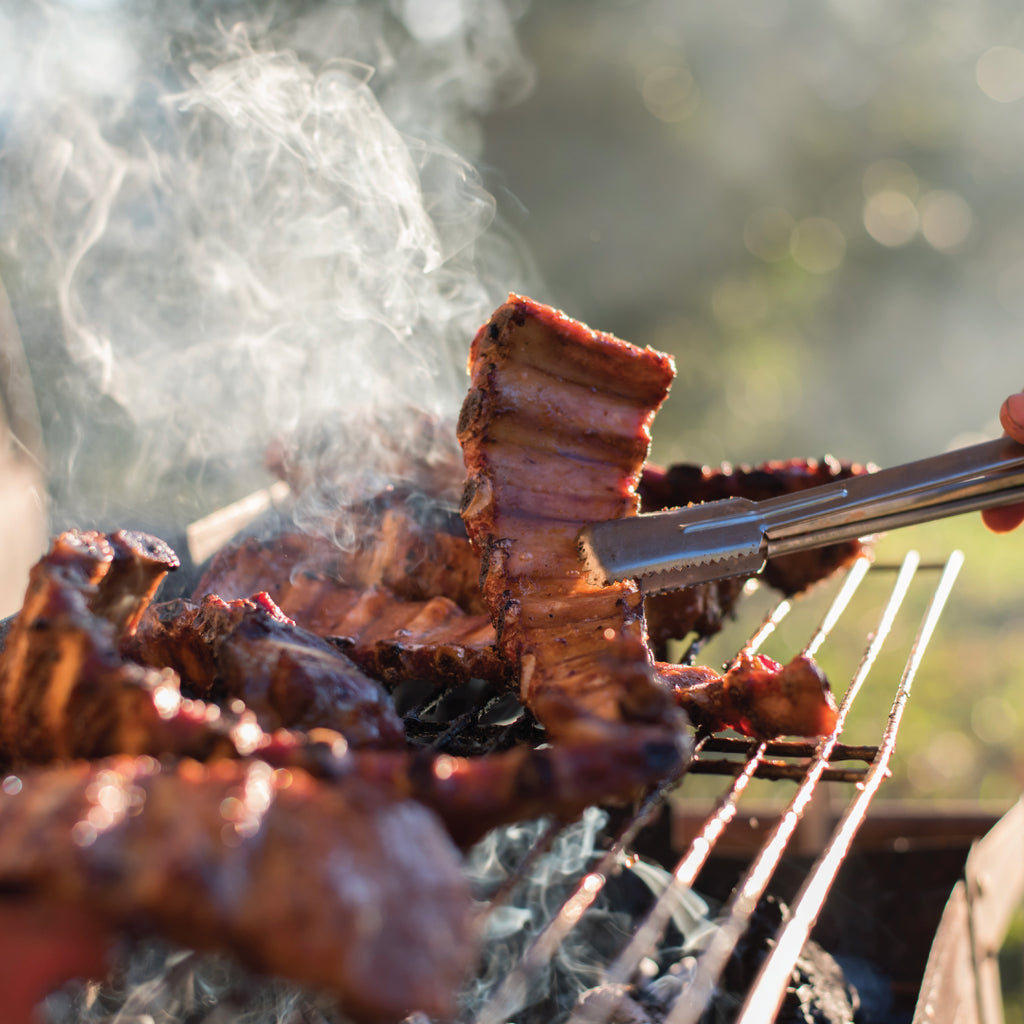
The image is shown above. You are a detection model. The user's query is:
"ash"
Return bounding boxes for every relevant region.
[459,808,715,1024]
[40,943,352,1024]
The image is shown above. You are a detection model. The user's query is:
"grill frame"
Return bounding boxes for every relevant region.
[436,548,966,1024]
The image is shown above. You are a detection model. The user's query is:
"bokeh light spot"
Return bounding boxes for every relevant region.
[790,217,845,273]
[641,65,698,123]
[971,694,1016,745]
[862,158,919,200]
[918,190,973,251]
[863,191,919,247]
[976,46,1024,102]
[743,207,795,262]
[400,0,466,42]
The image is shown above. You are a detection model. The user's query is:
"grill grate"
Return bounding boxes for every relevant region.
[420,548,964,1024]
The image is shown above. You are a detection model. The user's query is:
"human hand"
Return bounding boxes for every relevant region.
[982,391,1024,533]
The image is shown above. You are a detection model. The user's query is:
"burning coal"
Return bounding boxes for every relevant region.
[0,0,537,531]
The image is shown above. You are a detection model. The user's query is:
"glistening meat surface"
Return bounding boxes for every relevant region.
[457,294,691,765]
[456,295,838,744]
[0,530,686,848]
[128,591,407,747]
[0,755,476,1023]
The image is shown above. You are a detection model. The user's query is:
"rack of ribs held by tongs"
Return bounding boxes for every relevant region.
[579,435,1024,592]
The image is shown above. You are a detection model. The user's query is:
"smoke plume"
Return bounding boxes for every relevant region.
[0,0,537,530]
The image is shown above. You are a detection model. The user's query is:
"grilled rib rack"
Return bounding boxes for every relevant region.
[409,546,965,1024]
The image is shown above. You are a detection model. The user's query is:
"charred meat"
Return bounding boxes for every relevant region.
[128,591,406,747]
[658,653,839,739]
[0,755,476,1023]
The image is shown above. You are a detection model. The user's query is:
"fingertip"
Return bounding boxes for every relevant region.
[982,504,1024,533]
[1000,392,1024,442]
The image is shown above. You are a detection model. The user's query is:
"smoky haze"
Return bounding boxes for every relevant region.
[0,0,537,532]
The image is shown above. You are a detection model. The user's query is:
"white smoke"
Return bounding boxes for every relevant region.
[0,0,537,528]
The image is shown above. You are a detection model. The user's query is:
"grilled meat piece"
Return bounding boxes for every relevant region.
[457,294,690,788]
[0,567,252,766]
[260,572,503,686]
[92,530,181,635]
[0,755,476,1023]
[193,507,504,687]
[0,531,311,767]
[658,653,839,739]
[336,736,683,848]
[644,577,748,659]
[639,458,873,653]
[128,592,406,746]
[196,505,485,615]
[1,529,682,845]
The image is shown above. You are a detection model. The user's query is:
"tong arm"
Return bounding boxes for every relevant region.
[578,436,1024,593]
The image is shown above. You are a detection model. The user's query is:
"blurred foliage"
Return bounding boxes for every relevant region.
[484,0,1024,468]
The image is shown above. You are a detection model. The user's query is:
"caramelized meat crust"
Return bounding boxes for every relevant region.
[192,512,504,689]
[196,506,485,615]
[128,592,407,747]
[658,654,839,739]
[0,756,476,1023]
[0,529,694,849]
[457,294,687,759]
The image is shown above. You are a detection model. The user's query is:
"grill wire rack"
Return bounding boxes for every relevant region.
[21,545,964,1024]
[399,547,965,1024]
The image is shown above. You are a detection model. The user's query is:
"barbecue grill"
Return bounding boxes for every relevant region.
[21,520,1020,1024]
[394,543,1016,1024]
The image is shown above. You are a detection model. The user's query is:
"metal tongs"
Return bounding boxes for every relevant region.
[578,436,1024,594]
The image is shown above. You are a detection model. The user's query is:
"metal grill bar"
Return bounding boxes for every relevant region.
[469,585,809,1024]
[565,739,770,1024]
[663,550,923,1024]
[472,547,961,1024]
[733,549,964,1024]
[567,555,878,1024]
[472,764,692,1024]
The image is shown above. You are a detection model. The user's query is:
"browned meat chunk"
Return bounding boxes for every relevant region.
[192,510,503,688]
[0,755,476,1022]
[128,592,406,747]
[658,653,839,739]
[0,530,684,848]
[196,505,485,615]
[457,294,691,793]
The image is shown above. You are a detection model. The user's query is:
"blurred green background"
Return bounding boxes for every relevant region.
[480,0,1024,806]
